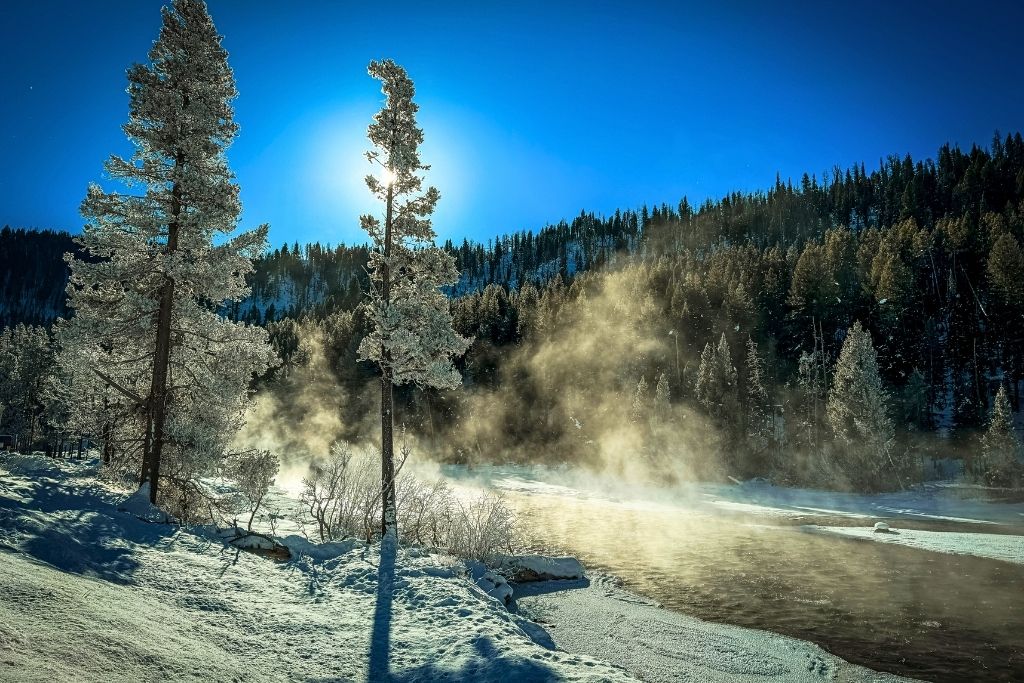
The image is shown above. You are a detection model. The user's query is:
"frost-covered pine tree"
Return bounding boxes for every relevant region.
[58,0,275,506]
[827,322,896,489]
[745,336,771,454]
[654,372,670,417]
[979,385,1021,486]
[630,375,649,424]
[357,60,470,540]
[695,333,736,418]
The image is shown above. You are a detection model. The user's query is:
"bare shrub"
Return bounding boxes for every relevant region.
[299,442,519,562]
[299,444,380,543]
[446,491,518,564]
[397,476,457,547]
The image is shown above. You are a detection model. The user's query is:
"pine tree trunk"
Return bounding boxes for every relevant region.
[140,410,153,486]
[380,181,397,540]
[102,421,112,464]
[145,153,183,505]
[381,369,397,539]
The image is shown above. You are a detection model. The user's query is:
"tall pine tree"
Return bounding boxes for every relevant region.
[356,60,470,540]
[59,0,274,505]
[979,384,1021,486]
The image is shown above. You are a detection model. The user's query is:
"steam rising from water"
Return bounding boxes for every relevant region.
[234,265,730,492]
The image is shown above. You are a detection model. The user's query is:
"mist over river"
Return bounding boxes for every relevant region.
[440,465,1024,682]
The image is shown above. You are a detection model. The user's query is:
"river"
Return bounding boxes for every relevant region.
[440,465,1024,682]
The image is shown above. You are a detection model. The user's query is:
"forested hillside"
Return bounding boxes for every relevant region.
[0,227,79,327]
[259,134,1024,490]
[4,134,1024,489]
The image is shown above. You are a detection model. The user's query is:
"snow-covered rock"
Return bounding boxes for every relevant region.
[278,533,363,560]
[220,528,292,559]
[498,554,586,582]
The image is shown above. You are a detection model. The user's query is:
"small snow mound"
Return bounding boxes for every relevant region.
[476,570,513,605]
[498,555,586,582]
[116,484,174,524]
[0,452,56,475]
[278,534,363,561]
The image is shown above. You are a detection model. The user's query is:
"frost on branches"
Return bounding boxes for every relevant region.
[356,60,470,540]
[979,385,1022,487]
[56,0,276,513]
[826,322,899,490]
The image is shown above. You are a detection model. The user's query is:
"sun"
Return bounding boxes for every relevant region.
[377,166,397,188]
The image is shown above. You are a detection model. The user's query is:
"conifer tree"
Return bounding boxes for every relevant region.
[357,60,470,540]
[979,385,1021,486]
[696,333,736,419]
[827,322,897,489]
[745,336,771,455]
[59,0,275,505]
[630,375,649,424]
[654,372,670,416]
[695,341,717,412]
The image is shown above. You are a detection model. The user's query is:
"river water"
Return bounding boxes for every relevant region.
[440,466,1024,682]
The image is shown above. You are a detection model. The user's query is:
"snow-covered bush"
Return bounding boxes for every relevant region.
[227,449,279,531]
[397,476,457,547]
[299,445,380,543]
[446,491,518,564]
[299,443,519,562]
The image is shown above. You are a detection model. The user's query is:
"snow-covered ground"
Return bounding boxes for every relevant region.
[0,454,629,682]
[0,454,937,682]
[805,525,1024,565]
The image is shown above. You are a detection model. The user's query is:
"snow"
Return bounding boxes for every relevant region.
[699,479,1024,526]
[0,455,632,682]
[806,525,1024,565]
[116,483,175,524]
[512,575,915,683]
[498,555,587,582]
[0,454,983,682]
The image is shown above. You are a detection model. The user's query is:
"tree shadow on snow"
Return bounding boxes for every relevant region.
[367,535,397,682]
[0,469,175,584]
[387,635,568,682]
[356,538,567,683]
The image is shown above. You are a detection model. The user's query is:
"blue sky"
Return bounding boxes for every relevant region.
[2,1,1023,247]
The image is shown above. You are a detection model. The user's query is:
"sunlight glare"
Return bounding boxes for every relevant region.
[378,166,397,188]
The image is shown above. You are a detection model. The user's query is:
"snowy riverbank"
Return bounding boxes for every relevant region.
[0,454,928,682]
[805,525,1024,565]
[512,576,914,683]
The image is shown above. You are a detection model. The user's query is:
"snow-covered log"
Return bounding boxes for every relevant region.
[497,555,586,582]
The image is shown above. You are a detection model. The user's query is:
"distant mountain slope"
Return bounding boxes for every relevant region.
[0,227,78,328]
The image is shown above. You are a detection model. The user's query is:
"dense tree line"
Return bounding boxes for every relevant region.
[0,227,80,328]
[4,134,1024,489]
